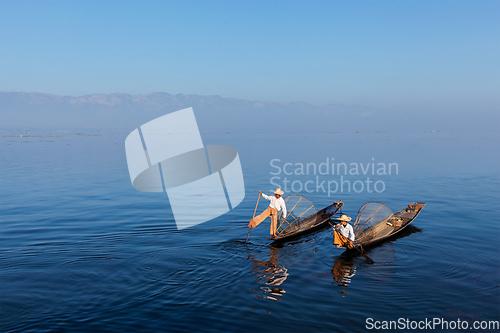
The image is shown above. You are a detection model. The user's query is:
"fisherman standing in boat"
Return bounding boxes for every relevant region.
[334,215,355,248]
[248,188,287,238]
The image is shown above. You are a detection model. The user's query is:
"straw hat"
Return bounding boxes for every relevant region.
[338,215,352,222]
[273,188,284,196]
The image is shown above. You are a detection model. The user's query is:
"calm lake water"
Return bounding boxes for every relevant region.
[1,130,499,332]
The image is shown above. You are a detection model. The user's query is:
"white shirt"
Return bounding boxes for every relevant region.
[262,193,287,218]
[338,223,355,241]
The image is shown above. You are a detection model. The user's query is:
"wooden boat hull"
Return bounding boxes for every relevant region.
[350,202,426,249]
[269,200,344,244]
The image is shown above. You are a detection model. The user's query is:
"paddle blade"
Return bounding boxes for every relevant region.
[363,253,375,264]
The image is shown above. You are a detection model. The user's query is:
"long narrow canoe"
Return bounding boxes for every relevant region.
[268,199,345,243]
[347,202,426,248]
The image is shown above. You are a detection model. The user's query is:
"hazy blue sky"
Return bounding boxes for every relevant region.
[1,0,498,112]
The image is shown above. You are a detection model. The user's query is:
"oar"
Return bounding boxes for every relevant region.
[245,227,251,244]
[356,244,374,264]
[246,192,261,244]
[355,244,375,264]
[329,222,375,264]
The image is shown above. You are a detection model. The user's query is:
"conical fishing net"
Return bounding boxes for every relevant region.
[276,195,317,237]
[353,202,394,244]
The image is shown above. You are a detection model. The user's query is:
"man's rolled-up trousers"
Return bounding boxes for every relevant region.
[248,207,278,235]
[334,229,354,248]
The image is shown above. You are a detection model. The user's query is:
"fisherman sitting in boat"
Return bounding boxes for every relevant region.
[248,188,287,238]
[334,215,355,248]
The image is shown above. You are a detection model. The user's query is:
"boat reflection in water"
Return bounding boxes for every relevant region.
[331,224,423,289]
[331,255,356,287]
[247,247,288,301]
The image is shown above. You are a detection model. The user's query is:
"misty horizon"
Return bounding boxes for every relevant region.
[1,90,497,133]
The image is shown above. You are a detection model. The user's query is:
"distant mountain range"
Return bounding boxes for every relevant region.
[0,91,492,132]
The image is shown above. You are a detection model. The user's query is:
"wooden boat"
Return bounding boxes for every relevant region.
[342,201,426,249]
[268,195,345,243]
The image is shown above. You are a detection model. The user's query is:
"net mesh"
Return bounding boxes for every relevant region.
[353,202,394,244]
[276,195,316,237]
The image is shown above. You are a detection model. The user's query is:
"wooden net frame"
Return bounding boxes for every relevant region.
[276,195,317,237]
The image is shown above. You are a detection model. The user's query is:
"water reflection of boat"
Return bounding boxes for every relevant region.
[247,247,288,301]
[331,225,423,288]
[331,255,356,287]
